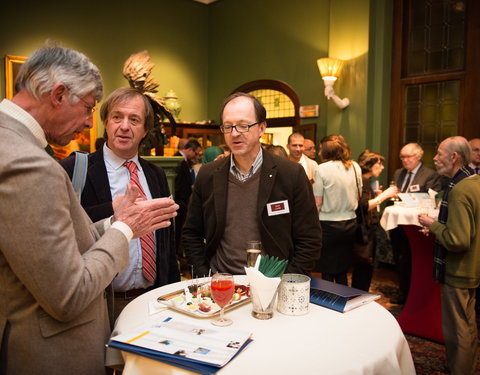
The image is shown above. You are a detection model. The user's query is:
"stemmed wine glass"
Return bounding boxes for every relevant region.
[210,273,235,326]
[418,198,434,236]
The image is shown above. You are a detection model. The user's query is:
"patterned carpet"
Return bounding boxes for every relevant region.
[369,265,480,375]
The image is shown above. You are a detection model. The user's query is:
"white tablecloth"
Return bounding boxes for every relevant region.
[380,203,439,231]
[106,276,416,375]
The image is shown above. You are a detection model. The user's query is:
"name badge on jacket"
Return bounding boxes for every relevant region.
[267,200,290,216]
[409,184,420,192]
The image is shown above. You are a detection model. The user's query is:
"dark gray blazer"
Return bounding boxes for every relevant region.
[393,163,445,192]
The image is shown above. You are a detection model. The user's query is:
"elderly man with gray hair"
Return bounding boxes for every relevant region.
[419,136,478,375]
[389,142,444,304]
[0,43,178,374]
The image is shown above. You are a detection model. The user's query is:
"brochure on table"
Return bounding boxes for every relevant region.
[108,314,252,375]
[310,278,380,313]
[397,192,432,207]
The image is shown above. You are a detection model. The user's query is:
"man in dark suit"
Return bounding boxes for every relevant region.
[390,142,444,304]
[183,93,322,277]
[61,87,180,319]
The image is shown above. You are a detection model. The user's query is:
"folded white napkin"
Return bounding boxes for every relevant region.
[245,267,281,310]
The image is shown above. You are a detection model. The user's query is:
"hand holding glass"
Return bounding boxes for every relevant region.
[389,181,398,201]
[418,199,434,236]
[210,273,235,326]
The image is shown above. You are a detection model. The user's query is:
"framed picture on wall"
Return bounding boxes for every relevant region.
[5,55,27,99]
[4,54,97,158]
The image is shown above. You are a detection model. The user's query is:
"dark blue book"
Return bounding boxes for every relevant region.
[310,277,380,313]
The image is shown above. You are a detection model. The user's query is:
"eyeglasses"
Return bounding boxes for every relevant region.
[77,96,97,117]
[399,154,417,160]
[220,121,260,134]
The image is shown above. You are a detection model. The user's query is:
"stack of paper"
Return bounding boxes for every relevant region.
[108,314,252,375]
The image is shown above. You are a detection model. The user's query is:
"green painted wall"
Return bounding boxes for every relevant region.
[0,0,393,168]
[208,0,330,133]
[0,0,209,136]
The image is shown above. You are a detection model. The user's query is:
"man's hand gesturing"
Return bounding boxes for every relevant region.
[112,183,179,238]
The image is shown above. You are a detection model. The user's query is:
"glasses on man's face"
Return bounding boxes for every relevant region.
[400,154,416,160]
[220,121,260,134]
[77,96,97,117]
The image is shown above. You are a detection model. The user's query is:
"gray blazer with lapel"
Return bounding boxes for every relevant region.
[393,163,445,192]
[0,111,129,375]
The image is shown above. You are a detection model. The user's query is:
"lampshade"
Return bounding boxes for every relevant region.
[317,58,345,80]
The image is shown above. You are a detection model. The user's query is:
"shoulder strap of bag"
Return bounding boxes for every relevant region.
[352,162,361,200]
[352,163,366,222]
[72,151,88,202]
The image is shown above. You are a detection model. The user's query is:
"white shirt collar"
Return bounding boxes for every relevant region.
[409,162,422,176]
[0,99,48,148]
[103,143,141,172]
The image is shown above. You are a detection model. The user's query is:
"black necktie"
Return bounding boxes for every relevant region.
[402,172,412,193]
[475,167,479,175]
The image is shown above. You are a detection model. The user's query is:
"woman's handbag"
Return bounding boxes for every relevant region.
[353,167,373,265]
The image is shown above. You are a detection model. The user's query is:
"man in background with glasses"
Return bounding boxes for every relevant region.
[183,92,321,277]
[468,138,480,175]
[303,138,317,160]
[389,142,444,304]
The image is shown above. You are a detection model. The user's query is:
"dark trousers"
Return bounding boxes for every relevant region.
[351,227,376,292]
[390,226,411,298]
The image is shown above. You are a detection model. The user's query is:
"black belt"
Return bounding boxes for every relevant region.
[114,288,149,300]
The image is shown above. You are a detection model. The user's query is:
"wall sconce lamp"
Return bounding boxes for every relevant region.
[317,57,350,109]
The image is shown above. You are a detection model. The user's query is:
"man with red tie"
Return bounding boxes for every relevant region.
[61,87,180,320]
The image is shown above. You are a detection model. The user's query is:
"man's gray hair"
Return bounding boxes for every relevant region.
[403,142,424,158]
[15,42,103,103]
[444,136,472,165]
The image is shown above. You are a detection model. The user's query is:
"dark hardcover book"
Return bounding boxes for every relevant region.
[310,277,380,313]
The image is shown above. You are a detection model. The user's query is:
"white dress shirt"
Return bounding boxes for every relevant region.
[103,144,155,291]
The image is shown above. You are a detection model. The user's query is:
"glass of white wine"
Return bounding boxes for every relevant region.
[389,181,398,201]
[246,240,262,267]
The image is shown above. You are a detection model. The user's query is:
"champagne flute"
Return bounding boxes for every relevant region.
[210,273,235,326]
[389,180,398,201]
[246,240,262,267]
[418,199,431,236]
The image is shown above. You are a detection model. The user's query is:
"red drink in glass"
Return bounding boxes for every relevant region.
[211,279,234,307]
[210,273,235,326]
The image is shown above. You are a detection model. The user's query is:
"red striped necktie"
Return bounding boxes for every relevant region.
[124,161,156,282]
